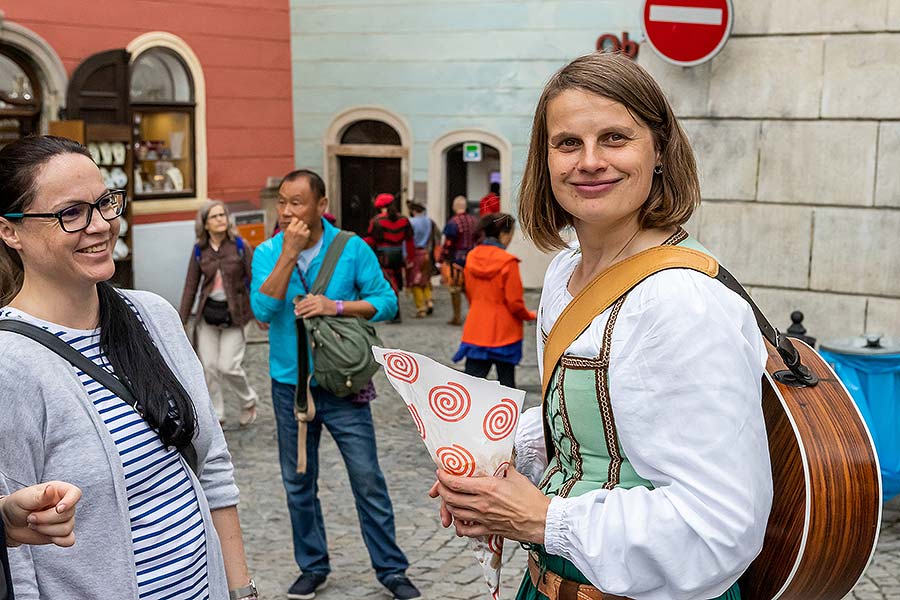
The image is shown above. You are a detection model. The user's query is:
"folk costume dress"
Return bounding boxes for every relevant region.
[514,230,773,600]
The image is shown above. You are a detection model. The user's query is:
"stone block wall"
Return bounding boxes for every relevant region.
[639,0,900,343]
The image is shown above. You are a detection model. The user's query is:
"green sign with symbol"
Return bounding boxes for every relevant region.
[463,142,482,162]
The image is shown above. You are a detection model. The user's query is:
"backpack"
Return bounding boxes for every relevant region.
[301,231,383,397]
[194,237,249,289]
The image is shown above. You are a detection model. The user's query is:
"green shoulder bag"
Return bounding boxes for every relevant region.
[300,230,383,397]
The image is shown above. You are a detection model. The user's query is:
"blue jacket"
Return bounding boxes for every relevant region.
[250,219,396,385]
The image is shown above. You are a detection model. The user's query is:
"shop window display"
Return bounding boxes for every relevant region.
[130,48,195,198]
[0,46,41,148]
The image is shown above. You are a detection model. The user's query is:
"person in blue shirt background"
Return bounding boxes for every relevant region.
[250,169,420,600]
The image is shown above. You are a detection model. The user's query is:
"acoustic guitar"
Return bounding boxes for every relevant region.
[739,337,881,600]
[541,247,882,600]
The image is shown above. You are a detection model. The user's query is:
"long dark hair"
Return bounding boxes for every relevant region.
[0,135,196,450]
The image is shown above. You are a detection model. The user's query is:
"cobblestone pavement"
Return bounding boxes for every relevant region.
[223,290,900,600]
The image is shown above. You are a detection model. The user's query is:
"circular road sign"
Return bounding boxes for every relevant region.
[642,0,733,67]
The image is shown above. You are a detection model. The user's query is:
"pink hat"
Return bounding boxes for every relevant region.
[374,193,394,208]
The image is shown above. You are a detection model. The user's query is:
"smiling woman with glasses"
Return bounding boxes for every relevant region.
[0,136,256,599]
[3,188,127,233]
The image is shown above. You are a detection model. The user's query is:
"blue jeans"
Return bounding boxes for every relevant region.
[271,380,409,583]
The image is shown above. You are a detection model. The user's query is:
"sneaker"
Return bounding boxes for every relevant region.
[383,575,422,600]
[287,572,328,599]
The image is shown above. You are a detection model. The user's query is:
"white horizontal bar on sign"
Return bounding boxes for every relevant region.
[648,5,723,25]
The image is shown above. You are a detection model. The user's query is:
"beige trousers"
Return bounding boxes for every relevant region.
[195,319,258,422]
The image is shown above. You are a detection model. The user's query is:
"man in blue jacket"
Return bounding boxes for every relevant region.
[251,170,420,600]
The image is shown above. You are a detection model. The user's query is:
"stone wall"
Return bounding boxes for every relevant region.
[639,0,900,342]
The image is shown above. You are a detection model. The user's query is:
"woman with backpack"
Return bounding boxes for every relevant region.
[179,200,259,427]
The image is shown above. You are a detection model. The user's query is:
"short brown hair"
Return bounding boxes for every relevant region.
[519,52,700,252]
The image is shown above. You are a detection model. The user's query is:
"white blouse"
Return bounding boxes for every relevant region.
[515,245,773,600]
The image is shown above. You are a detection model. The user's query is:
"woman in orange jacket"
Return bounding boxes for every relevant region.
[452,212,536,388]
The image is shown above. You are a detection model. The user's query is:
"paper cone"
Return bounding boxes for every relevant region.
[374,346,525,599]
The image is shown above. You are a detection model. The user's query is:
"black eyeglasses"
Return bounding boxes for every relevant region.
[3,189,127,233]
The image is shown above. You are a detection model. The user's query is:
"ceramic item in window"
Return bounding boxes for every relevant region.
[99,167,113,188]
[98,142,113,165]
[169,132,185,159]
[165,166,184,191]
[111,142,126,165]
[113,238,130,260]
[133,169,143,195]
[110,167,128,188]
[87,143,101,164]
[118,216,128,238]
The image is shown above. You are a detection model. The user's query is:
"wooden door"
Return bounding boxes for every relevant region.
[339,156,401,236]
[66,50,131,124]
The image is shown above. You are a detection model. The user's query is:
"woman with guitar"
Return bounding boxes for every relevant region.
[430,52,775,600]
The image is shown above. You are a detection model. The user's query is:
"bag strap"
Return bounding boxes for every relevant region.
[541,246,718,397]
[541,245,818,459]
[309,230,353,296]
[0,319,199,474]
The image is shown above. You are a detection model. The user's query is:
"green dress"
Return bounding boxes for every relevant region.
[516,232,742,600]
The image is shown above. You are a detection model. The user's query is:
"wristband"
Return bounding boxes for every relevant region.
[335,299,344,316]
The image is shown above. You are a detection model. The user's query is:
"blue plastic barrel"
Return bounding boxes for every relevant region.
[819,335,900,502]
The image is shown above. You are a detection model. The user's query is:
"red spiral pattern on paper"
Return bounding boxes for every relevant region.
[483,398,519,441]
[384,352,419,383]
[436,444,476,477]
[407,404,425,440]
[493,461,510,478]
[428,382,471,422]
[488,534,504,555]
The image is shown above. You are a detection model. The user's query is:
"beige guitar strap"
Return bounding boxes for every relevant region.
[541,246,719,459]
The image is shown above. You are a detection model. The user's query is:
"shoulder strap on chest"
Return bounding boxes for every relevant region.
[542,247,718,397]
[0,319,200,474]
[310,230,353,296]
[235,236,245,257]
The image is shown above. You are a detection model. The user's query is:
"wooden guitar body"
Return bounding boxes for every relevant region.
[739,339,882,600]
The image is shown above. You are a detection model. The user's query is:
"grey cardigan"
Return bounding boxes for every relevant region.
[0,290,240,599]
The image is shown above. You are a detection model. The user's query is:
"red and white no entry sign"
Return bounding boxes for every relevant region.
[642,0,733,67]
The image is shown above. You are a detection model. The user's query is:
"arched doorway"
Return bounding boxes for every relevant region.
[338,119,402,235]
[324,106,412,236]
[444,142,501,220]
[428,129,512,227]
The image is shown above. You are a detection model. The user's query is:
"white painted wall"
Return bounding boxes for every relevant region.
[290,0,641,287]
[466,158,497,205]
[133,220,195,309]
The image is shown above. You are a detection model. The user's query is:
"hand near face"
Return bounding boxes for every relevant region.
[1,481,82,547]
[282,217,311,259]
[428,467,550,544]
[294,294,338,319]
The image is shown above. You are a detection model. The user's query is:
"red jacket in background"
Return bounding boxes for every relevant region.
[479,192,500,216]
[460,243,536,348]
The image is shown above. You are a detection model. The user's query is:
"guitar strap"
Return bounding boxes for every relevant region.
[541,245,813,461]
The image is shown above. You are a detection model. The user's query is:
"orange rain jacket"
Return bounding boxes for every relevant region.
[460,243,536,348]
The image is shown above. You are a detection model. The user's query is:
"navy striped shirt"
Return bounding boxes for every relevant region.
[1,307,209,600]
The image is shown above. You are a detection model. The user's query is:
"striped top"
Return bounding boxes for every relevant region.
[0,306,210,600]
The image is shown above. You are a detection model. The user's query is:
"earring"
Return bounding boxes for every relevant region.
[653,164,663,175]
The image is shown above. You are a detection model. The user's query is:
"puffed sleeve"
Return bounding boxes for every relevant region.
[542,270,772,600]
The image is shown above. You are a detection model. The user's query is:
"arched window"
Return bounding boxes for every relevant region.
[340,119,401,145]
[130,47,195,198]
[0,44,41,148]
